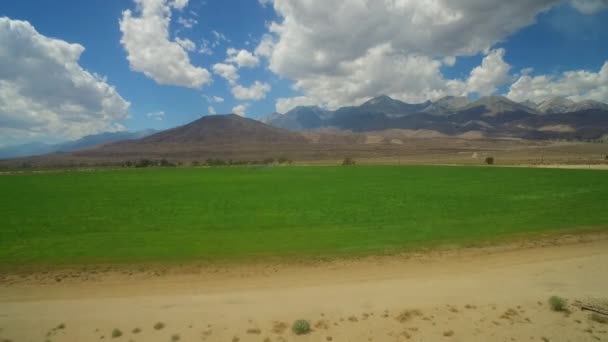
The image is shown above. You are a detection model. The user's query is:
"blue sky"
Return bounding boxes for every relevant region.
[0,0,607,145]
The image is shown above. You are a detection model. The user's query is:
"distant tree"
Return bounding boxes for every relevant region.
[20,162,33,169]
[191,160,200,166]
[205,158,226,166]
[263,157,275,165]
[160,159,175,167]
[342,157,356,166]
[135,159,154,168]
[123,160,133,168]
[278,156,291,164]
[485,157,494,165]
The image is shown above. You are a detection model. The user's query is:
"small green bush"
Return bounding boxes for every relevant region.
[548,296,567,311]
[292,319,311,335]
[485,157,494,165]
[111,328,122,338]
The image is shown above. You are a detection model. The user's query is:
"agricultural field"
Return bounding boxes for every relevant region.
[1,165,607,267]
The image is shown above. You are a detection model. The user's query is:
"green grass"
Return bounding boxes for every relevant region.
[1,166,607,266]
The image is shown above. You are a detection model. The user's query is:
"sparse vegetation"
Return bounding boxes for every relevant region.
[272,321,288,334]
[485,156,494,165]
[548,296,567,312]
[171,334,180,341]
[395,309,422,323]
[246,328,261,334]
[111,329,122,338]
[56,323,66,330]
[292,320,311,335]
[342,156,356,165]
[131,328,141,334]
[153,322,165,330]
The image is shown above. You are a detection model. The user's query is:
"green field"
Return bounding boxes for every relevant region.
[1,166,607,266]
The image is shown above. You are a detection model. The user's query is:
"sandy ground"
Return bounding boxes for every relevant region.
[1,236,608,342]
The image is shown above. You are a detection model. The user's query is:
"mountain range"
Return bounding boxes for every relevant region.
[0,130,157,159]
[261,95,608,140]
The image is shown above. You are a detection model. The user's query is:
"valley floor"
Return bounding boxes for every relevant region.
[1,234,608,342]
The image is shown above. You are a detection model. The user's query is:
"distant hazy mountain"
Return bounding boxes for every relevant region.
[259,106,332,131]
[422,96,470,115]
[535,96,608,114]
[0,129,156,159]
[359,95,430,116]
[461,96,539,116]
[260,94,608,140]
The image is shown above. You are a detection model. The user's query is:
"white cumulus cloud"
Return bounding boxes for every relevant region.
[232,104,249,116]
[258,0,558,109]
[146,111,165,121]
[232,81,271,100]
[208,106,216,115]
[226,48,260,68]
[275,96,318,113]
[466,48,511,96]
[0,17,130,144]
[119,0,210,88]
[569,0,608,14]
[507,61,608,103]
[212,63,239,85]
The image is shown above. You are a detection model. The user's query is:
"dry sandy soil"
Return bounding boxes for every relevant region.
[1,235,608,342]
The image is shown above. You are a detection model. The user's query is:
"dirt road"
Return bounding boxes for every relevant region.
[1,236,607,341]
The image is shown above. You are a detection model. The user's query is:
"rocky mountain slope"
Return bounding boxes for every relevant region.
[260,95,608,140]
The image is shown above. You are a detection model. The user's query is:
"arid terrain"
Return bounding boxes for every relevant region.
[1,115,606,168]
[1,234,607,342]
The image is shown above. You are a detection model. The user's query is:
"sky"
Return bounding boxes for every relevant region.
[0,0,607,145]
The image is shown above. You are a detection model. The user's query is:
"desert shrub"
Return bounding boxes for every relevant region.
[590,313,608,324]
[171,334,180,341]
[605,155,608,160]
[135,159,154,168]
[342,157,356,166]
[278,156,291,164]
[205,158,226,166]
[485,157,494,165]
[548,296,567,311]
[160,159,175,167]
[111,328,122,338]
[153,322,165,330]
[292,319,311,335]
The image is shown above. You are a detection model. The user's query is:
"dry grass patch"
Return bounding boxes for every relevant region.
[246,328,261,335]
[590,313,608,324]
[272,321,288,334]
[395,310,422,323]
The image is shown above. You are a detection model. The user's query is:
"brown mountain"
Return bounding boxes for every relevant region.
[72,114,310,161]
[136,114,307,145]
